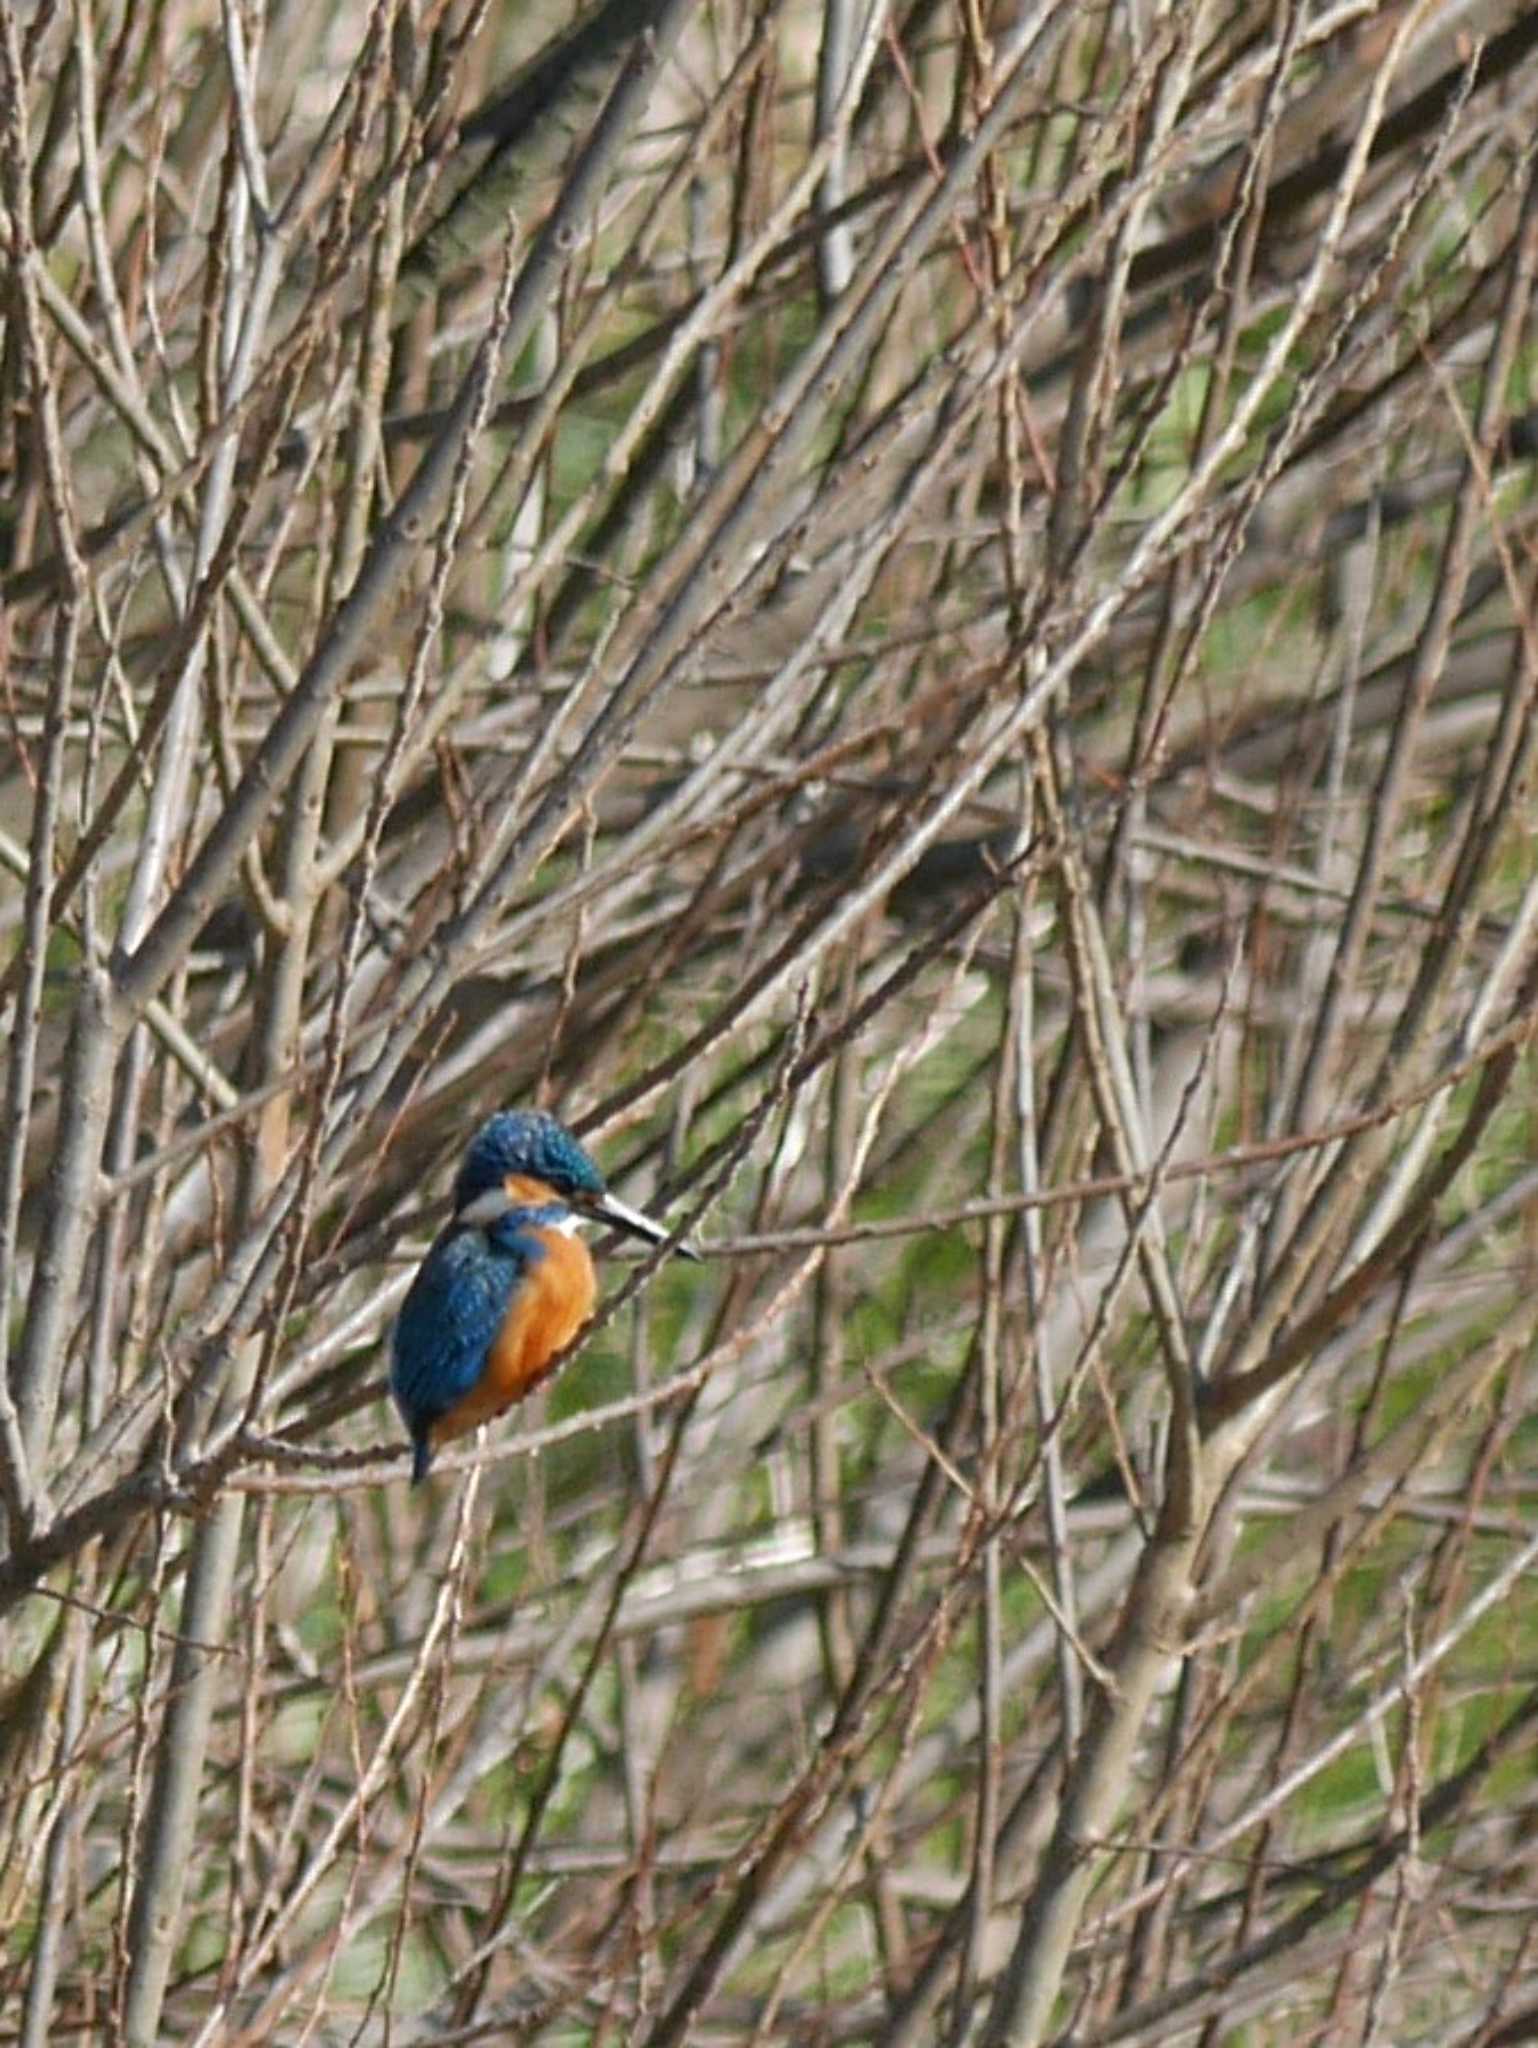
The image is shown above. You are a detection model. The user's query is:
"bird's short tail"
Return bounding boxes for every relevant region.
[410,1435,433,1486]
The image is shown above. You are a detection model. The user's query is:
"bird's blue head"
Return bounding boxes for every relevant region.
[454,1110,605,1213]
[451,1108,700,1259]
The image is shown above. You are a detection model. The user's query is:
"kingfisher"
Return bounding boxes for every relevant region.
[391,1109,697,1484]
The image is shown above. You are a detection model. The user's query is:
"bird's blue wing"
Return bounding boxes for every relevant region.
[390,1229,523,1435]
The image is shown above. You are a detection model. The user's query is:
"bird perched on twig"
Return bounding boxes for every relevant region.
[391,1109,697,1484]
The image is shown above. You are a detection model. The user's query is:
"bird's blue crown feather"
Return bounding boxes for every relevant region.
[454,1110,605,1211]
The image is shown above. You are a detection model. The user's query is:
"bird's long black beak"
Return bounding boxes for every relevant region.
[589,1190,701,1261]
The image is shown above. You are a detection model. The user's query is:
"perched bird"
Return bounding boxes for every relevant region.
[391,1109,697,1483]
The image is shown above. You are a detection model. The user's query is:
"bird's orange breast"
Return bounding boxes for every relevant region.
[490,1227,596,1397]
[426,1226,598,1453]
[487,1226,597,1401]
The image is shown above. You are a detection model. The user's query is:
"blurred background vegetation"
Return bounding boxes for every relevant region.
[3,0,1538,2040]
